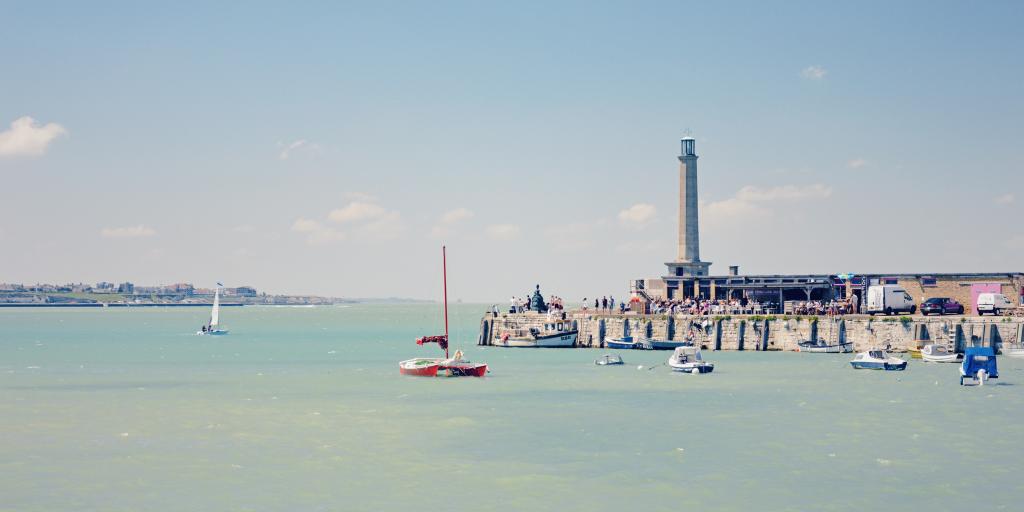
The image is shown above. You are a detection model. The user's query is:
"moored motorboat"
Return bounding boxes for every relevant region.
[921,344,963,363]
[797,339,853,353]
[496,321,578,347]
[849,350,907,371]
[960,347,998,386]
[648,339,692,350]
[604,336,652,350]
[667,346,714,374]
[595,354,624,366]
[604,336,633,349]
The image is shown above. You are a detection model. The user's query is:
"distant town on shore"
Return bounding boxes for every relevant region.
[0,281,375,307]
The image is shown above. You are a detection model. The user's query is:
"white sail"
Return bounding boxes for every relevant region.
[210,288,221,327]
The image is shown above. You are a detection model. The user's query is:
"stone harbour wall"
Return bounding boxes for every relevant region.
[479,311,1024,353]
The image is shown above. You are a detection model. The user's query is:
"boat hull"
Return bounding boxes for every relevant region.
[798,342,852,353]
[500,332,577,348]
[605,339,637,350]
[649,340,691,350]
[849,360,907,371]
[399,358,441,377]
[595,355,624,366]
[921,345,962,363]
[197,329,229,336]
[440,362,488,377]
[669,362,714,374]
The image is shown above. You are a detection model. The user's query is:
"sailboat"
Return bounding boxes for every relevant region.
[197,284,229,336]
[399,246,488,377]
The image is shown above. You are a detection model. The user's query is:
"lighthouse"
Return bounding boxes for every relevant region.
[666,136,711,279]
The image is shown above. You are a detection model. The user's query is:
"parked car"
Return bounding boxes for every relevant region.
[867,285,917,315]
[920,297,964,316]
[977,293,1013,316]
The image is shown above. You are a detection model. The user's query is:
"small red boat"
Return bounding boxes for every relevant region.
[398,358,441,377]
[400,246,488,378]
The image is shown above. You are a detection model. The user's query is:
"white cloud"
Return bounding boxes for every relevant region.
[704,184,833,226]
[291,218,345,245]
[278,139,320,160]
[100,225,156,238]
[995,193,1015,205]
[328,202,387,223]
[485,224,521,241]
[847,158,867,169]
[703,196,767,221]
[357,211,405,241]
[618,203,657,227]
[431,207,475,238]
[296,200,404,244]
[440,207,474,224]
[734,184,832,201]
[291,218,321,233]
[801,65,827,80]
[0,116,67,157]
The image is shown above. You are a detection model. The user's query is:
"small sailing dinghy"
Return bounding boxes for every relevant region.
[921,344,963,363]
[667,346,714,374]
[401,246,487,378]
[197,284,229,336]
[595,354,624,366]
[849,350,907,371]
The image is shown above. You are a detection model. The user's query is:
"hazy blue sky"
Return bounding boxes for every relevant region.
[2,1,1022,301]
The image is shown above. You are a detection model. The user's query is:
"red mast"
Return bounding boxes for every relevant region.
[442,245,449,359]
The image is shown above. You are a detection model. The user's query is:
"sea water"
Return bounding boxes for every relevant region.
[1,305,1023,511]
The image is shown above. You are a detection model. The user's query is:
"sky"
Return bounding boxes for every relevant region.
[1,1,1022,302]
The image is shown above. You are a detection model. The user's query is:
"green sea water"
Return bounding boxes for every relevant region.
[2,305,1023,511]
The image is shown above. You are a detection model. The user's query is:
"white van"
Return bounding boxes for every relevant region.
[866,285,917,315]
[977,293,1013,315]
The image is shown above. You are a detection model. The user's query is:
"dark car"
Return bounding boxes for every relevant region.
[920,297,964,316]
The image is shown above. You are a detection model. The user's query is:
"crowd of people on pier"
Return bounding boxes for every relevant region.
[637,296,860,317]
[580,296,624,313]
[509,291,565,313]
[504,285,860,318]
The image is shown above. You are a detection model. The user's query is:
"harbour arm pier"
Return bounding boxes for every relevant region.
[478,311,1024,353]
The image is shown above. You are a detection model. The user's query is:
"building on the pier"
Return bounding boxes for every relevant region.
[634,137,1024,313]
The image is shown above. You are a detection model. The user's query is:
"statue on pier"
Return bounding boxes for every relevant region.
[530,284,548,313]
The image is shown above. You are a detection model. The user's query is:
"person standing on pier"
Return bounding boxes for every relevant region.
[601,297,607,310]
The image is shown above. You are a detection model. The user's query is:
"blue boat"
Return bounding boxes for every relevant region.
[850,350,908,371]
[605,336,638,350]
[960,346,998,386]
